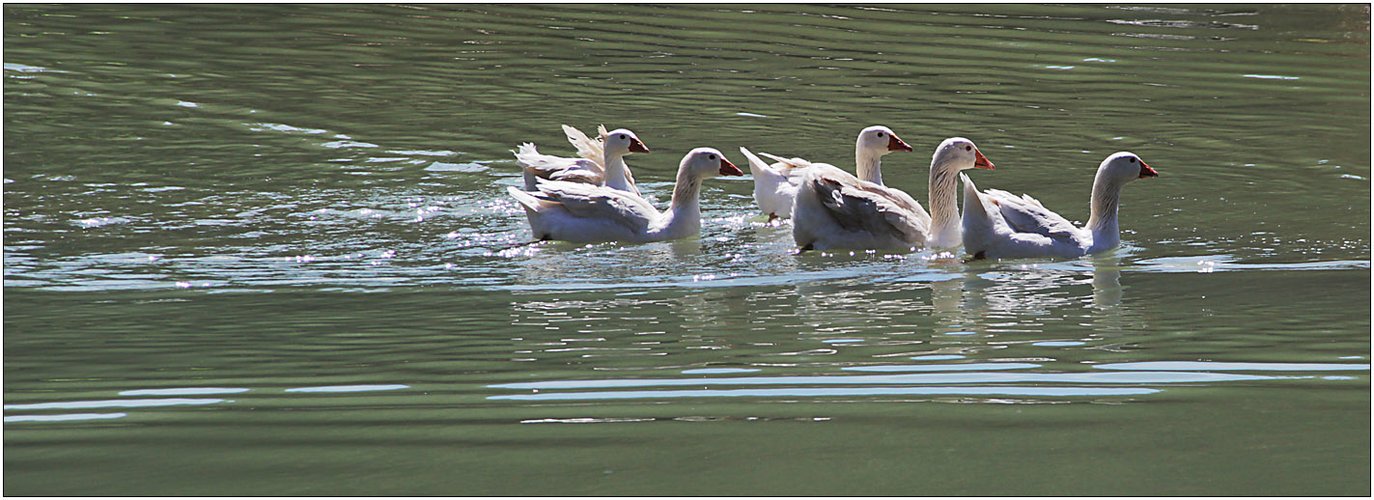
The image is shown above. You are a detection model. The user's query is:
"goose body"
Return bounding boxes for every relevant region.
[508,148,744,243]
[743,126,912,221]
[792,137,994,251]
[514,125,646,195]
[961,152,1158,260]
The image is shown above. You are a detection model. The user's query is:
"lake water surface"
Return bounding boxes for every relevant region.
[3,3,1370,495]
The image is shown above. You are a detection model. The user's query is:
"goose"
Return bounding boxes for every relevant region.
[792,137,994,251]
[741,125,913,221]
[961,152,1158,260]
[507,148,744,243]
[514,125,647,195]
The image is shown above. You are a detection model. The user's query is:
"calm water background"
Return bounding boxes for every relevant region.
[3,3,1370,495]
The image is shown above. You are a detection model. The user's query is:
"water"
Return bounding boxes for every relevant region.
[3,4,1370,496]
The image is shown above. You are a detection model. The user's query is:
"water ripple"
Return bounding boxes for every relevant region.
[118,387,251,396]
[283,384,410,393]
[4,413,128,423]
[490,386,1161,401]
[1094,361,1371,372]
[489,370,1273,392]
[3,398,227,411]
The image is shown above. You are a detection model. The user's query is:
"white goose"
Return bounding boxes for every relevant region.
[514,125,647,195]
[792,137,994,251]
[741,125,913,221]
[961,152,1159,260]
[507,148,744,243]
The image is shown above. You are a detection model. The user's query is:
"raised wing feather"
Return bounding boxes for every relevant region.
[562,124,605,167]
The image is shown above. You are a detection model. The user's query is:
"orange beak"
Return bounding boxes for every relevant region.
[628,137,650,153]
[974,149,995,170]
[888,134,913,152]
[719,157,744,176]
[1139,160,1158,178]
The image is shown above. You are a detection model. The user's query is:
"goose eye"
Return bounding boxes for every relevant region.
[708,154,717,160]
[618,134,627,140]
[1128,157,1136,163]
[965,145,972,152]
[877,132,885,138]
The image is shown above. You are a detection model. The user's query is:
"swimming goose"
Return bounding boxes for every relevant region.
[507,148,744,243]
[792,137,993,251]
[514,125,647,195]
[961,152,1158,260]
[742,125,913,221]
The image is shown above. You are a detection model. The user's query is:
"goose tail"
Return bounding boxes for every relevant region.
[507,185,542,212]
[739,146,776,178]
[514,144,542,190]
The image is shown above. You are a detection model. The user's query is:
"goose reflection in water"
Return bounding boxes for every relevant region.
[507,237,705,289]
[919,254,1148,342]
[1090,254,1124,308]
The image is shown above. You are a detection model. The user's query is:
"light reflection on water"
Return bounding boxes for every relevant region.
[1094,361,1372,372]
[282,384,410,393]
[911,355,967,361]
[3,398,228,411]
[4,384,415,424]
[842,362,1042,372]
[488,369,1274,391]
[489,386,1162,401]
[4,413,129,423]
[489,368,1269,390]
[118,387,251,396]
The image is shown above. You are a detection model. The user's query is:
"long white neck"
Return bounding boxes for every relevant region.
[1086,171,1123,251]
[927,161,962,248]
[855,148,884,185]
[602,149,631,191]
[651,170,703,238]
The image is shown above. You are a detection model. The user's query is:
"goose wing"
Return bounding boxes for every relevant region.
[527,180,657,233]
[811,169,929,244]
[981,189,1080,240]
[515,142,604,178]
[562,124,605,168]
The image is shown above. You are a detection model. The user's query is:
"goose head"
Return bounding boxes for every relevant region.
[1099,152,1158,184]
[603,128,650,155]
[681,147,743,178]
[857,125,913,156]
[931,137,994,172]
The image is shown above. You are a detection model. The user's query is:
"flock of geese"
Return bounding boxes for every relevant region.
[506,125,1159,259]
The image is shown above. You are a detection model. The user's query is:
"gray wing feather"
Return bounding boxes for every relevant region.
[548,168,601,184]
[813,176,928,244]
[530,180,657,233]
[983,189,1079,240]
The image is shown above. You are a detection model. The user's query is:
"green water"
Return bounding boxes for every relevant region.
[3,3,1370,496]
